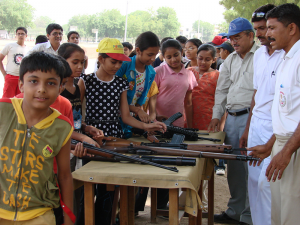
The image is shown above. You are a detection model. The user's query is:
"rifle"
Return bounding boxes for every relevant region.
[81,155,196,166]
[132,112,220,142]
[103,136,248,154]
[102,145,258,162]
[71,140,178,173]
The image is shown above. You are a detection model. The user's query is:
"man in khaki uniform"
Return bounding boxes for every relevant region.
[249,3,300,225]
[208,17,260,225]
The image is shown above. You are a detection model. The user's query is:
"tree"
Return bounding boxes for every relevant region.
[126,15,143,38]
[192,20,215,42]
[68,14,92,38]
[156,7,180,38]
[0,0,35,33]
[218,21,230,33]
[34,16,54,29]
[219,0,300,23]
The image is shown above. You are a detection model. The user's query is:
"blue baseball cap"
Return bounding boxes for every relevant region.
[223,17,253,38]
[216,42,235,53]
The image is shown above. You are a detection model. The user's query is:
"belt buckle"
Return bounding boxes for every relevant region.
[233,112,237,116]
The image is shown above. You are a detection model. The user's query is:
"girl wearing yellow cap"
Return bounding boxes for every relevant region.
[78,38,166,138]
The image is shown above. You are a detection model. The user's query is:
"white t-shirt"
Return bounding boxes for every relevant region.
[131,69,146,105]
[26,41,59,56]
[272,40,300,136]
[1,42,28,76]
[252,46,284,120]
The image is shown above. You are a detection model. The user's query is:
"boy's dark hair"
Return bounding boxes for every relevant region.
[176,35,188,44]
[99,53,110,58]
[46,23,63,35]
[252,4,276,22]
[56,55,73,78]
[135,31,160,52]
[35,35,48,44]
[67,31,80,40]
[161,39,182,55]
[197,44,217,69]
[122,42,133,51]
[266,3,300,30]
[20,52,65,84]
[58,43,85,60]
[161,37,173,45]
[16,27,27,34]
[186,38,203,49]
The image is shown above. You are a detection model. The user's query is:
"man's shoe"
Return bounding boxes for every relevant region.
[214,212,239,224]
[216,168,225,176]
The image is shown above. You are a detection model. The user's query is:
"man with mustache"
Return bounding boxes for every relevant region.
[208,18,260,225]
[239,4,284,225]
[27,23,63,55]
[249,3,300,224]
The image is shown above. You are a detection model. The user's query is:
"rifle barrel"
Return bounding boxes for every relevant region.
[71,140,178,173]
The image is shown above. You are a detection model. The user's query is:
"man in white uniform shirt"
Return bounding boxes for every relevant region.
[239,4,283,225]
[208,17,260,225]
[27,23,63,56]
[249,3,300,225]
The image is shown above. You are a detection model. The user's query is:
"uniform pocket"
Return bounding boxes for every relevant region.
[239,72,254,90]
[278,87,292,114]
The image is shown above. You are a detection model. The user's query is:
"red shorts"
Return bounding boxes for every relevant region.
[2,74,20,98]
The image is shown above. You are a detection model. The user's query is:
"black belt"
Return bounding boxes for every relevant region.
[227,108,250,116]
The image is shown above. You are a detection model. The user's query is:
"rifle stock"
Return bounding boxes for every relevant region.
[102,137,248,154]
[103,145,258,162]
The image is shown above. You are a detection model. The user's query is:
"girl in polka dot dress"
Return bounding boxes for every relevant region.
[78,38,166,139]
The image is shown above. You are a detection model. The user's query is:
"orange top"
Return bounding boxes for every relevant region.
[188,67,220,130]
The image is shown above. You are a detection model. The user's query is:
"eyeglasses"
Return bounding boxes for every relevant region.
[252,12,266,19]
[17,33,26,36]
[229,33,246,43]
[51,32,63,37]
[183,47,196,51]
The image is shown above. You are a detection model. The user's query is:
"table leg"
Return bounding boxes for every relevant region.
[189,214,197,225]
[197,181,203,225]
[84,182,95,225]
[120,186,129,225]
[207,171,214,225]
[128,186,135,225]
[151,188,157,223]
[169,188,179,225]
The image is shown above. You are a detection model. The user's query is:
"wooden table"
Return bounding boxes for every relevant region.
[72,131,225,225]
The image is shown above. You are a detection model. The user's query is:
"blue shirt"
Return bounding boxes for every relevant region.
[116,55,156,106]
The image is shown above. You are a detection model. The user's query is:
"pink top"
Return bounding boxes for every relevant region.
[155,63,198,127]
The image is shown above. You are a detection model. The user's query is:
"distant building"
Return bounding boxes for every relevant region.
[179,27,196,39]
[0,30,8,39]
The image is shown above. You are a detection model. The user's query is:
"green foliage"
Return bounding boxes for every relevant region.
[218,21,230,33]
[219,0,300,23]
[0,0,35,33]
[156,7,180,38]
[67,7,180,40]
[192,20,215,42]
[34,16,54,29]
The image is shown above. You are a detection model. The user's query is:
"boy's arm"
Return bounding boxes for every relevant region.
[56,138,74,225]
[184,90,193,128]
[0,53,7,77]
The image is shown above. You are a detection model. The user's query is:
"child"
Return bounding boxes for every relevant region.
[0,27,28,98]
[155,39,198,128]
[184,38,202,68]
[122,42,133,56]
[116,31,161,137]
[0,52,74,225]
[216,40,234,72]
[77,37,165,224]
[189,44,219,130]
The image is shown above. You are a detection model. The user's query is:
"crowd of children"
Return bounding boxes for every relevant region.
[3,3,300,224]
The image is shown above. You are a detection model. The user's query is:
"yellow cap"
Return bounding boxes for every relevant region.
[96,38,131,61]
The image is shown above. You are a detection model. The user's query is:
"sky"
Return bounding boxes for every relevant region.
[27,0,226,28]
